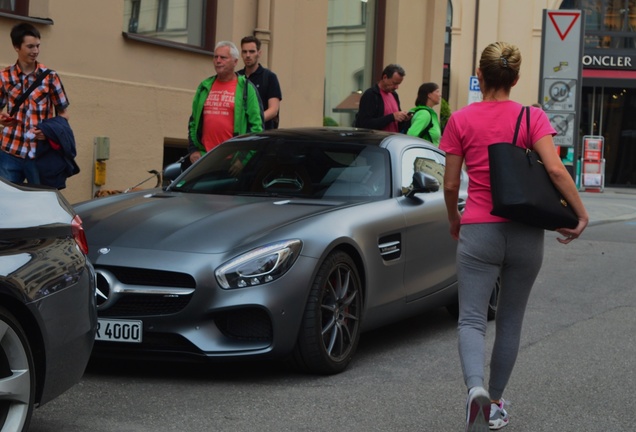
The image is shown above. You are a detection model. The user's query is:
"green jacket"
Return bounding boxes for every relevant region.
[187,74,263,154]
[406,105,441,146]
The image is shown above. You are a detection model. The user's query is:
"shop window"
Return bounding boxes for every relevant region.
[0,0,29,16]
[562,0,636,49]
[123,0,216,52]
[325,0,385,127]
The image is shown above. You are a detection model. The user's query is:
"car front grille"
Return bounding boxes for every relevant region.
[215,308,273,342]
[96,266,195,317]
[98,293,193,317]
[100,265,196,288]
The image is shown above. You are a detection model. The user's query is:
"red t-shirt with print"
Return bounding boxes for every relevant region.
[202,78,237,152]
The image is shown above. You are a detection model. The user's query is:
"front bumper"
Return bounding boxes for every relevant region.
[90,248,318,362]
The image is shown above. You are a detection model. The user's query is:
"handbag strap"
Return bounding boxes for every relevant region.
[525,106,530,146]
[10,69,52,117]
[511,106,526,147]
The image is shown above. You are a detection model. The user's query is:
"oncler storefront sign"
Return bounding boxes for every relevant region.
[582,54,634,69]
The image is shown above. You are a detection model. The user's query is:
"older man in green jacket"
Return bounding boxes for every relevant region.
[187,41,263,170]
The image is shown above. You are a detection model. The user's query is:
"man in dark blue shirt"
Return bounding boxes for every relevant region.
[238,35,282,130]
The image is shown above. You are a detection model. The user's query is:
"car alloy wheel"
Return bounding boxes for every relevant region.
[293,251,362,375]
[0,306,35,432]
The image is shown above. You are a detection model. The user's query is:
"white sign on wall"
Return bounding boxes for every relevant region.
[468,76,482,105]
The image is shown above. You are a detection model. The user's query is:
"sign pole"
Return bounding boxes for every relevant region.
[538,9,585,184]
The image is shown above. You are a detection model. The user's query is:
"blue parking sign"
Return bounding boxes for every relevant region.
[469,76,480,92]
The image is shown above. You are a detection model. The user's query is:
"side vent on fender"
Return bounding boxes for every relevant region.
[378,233,401,261]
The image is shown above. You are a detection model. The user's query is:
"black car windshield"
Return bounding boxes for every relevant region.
[169,137,390,200]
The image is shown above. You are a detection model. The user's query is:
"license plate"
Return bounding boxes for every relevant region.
[96,319,142,343]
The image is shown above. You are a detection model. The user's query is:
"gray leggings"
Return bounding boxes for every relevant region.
[457,223,544,400]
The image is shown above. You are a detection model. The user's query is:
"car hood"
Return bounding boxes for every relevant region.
[75,190,352,254]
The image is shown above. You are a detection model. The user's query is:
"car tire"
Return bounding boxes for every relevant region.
[0,306,36,432]
[487,276,501,321]
[446,276,501,322]
[293,251,362,375]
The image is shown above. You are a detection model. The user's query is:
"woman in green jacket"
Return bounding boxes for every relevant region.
[406,82,442,146]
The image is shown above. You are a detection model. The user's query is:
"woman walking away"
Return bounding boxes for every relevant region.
[406,82,442,146]
[439,42,589,431]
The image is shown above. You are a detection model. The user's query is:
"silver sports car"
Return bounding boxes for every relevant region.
[75,127,469,374]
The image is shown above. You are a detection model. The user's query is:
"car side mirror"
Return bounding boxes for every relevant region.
[406,171,440,198]
[162,161,183,187]
[163,154,194,187]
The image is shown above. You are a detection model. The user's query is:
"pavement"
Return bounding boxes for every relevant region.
[511,186,636,432]
[579,186,636,225]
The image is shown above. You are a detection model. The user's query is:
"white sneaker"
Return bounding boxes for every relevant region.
[489,399,510,430]
[465,386,490,432]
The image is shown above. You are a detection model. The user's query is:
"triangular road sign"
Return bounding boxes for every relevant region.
[548,11,580,41]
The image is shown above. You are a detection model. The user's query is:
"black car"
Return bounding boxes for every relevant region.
[0,178,97,431]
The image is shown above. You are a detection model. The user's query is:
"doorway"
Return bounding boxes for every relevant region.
[580,87,636,186]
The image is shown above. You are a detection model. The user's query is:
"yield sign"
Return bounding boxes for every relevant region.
[548,11,581,41]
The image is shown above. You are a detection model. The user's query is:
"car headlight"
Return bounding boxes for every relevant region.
[215,239,302,289]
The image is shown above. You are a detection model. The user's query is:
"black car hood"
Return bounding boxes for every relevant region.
[75,190,350,254]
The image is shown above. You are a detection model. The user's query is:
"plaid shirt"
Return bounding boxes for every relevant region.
[0,62,69,158]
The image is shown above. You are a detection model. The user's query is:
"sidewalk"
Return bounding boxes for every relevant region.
[579,187,636,225]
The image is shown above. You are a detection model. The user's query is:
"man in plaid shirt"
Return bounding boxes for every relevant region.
[0,22,69,185]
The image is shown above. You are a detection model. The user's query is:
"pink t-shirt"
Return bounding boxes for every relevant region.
[439,100,556,224]
[380,89,399,132]
[202,78,237,152]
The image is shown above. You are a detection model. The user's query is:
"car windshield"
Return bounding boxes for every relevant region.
[169,136,390,200]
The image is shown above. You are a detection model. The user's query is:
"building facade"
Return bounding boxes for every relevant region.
[1,0,634,202]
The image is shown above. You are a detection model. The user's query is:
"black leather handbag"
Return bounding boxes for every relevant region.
[488,106,578,231]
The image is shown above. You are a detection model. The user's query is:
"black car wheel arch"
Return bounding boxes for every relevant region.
[293,251,363,375]
[0,305,36,432]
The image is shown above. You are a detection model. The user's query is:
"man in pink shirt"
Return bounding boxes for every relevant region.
[354,64,411,132]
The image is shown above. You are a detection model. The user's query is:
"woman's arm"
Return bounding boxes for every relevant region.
[443,153,464,240]
[534,135,589,243]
